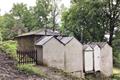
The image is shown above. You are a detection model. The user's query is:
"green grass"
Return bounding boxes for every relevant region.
[113,67,120,75]
[112,67,120,79]
[17,64,46,77]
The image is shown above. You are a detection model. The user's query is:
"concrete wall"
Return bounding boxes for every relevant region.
[43,38,64,70]
[100,44,113,77]
[36,46,43,65]
[65,38,84,78]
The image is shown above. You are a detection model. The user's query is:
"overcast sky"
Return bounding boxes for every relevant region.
[0,0,70,15]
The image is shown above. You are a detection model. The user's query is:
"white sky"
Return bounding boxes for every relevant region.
[0,0,70,15]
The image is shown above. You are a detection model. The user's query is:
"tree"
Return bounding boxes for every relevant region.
[50,0,60,31]
[103,0,120,46]
[11,3,37,31]
[112,39,120,66]
[34,0,52,28]
[62,0,107,43]
[0,14,15,40]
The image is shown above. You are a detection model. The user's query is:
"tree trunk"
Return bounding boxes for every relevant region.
[109,29,114,46]
[109,20,114,46]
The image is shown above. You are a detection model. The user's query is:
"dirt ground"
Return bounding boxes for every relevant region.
[0,51,82,80]
[0,52,46,80]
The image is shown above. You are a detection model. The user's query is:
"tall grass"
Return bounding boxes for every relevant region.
[0,40,17,60]
[17,64,46,77]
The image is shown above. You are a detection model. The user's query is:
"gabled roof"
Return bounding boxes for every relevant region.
[88,42,107,48]
[35,36,53,46]
[16,29,61,37]
[83,44,93,50]
[87,43,99,49]
[57,36,73,45]
[56,36,63,40]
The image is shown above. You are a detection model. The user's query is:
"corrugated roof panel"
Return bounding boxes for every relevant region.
[60,37,73,45]
[83,44,93,50]
[83,45,89,50]
[17,29,61,37]
[87,43,98,48]
[88,42,107,48]
[90,44,96,48]
[56,36,63,40]
[35,36,53,46]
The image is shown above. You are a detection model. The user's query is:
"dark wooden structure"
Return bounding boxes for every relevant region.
[17,50,37,64]
[15,29,61,51]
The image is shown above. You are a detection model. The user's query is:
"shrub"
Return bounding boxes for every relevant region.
[0,40,18,60]
[112,39,120,67]
[17,64,46,77]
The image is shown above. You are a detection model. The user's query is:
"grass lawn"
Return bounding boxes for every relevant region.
[113,67,120,75]
[17,64,46,77]
[112,67,120,79]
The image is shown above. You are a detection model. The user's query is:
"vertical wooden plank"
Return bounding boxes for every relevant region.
[25,50,29,63]
[20,51,23,64]
[21,51,24,64]
[17,50,19,64]
[16,50,38,64]
[20,50,21,64]
[23,51,25,64]
[36,50,37,64]
[34,50,36,64]
[19,50,20,64]
[31,50,32,63]
[30,51,32,63]
[33,50,34,64]
[18,50,20,64]
[22,51,24,64]
[32,50,33,63]
[25,51,29,63]
[32,50,34,64]
[23,51,24,64]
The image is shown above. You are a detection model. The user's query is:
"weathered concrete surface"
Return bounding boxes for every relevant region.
[43,38,64,70]
[64,38,84,78]
[100,44,113,77]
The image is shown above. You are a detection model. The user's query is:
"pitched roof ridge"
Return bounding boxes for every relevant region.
[35,36,53,46]
[88,42,108,48]
[60,36,73,45]
[16,28,61,37]
[83,44,92,50]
